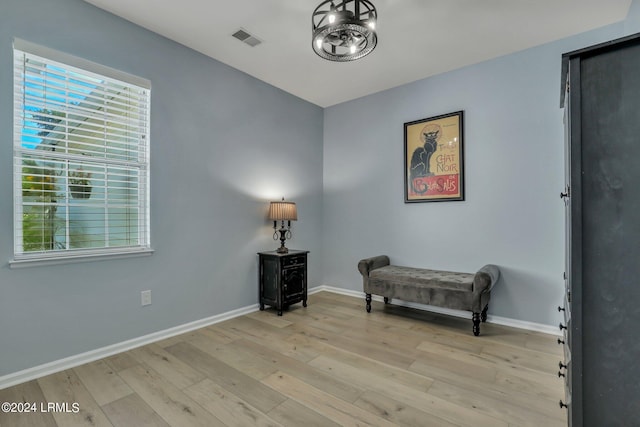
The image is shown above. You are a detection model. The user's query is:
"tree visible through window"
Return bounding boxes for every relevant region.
[13,41,151,262]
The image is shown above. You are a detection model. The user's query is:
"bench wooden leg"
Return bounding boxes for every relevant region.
[481,305,488,323]
[365,294,372,313]
[472,312,481,336]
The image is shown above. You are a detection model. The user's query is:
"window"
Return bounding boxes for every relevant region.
[12,40,151,265]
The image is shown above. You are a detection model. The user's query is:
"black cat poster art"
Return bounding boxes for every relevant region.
[404,111,464,203]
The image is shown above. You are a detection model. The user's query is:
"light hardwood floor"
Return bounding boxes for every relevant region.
[0,291,567,427]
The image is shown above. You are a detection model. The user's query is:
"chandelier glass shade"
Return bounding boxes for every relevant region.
[312,0,378,62]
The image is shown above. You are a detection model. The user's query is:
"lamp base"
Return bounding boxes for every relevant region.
[276,228,289,253]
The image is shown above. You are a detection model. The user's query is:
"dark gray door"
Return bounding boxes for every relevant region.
[579,41,640,425]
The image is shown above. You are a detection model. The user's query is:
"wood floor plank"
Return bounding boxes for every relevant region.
[308,354,507,427]
[267,399,342,427]
[427,379,565,426]
[277,333,325,363]
[184,378,283,427]
[309,354,433,394]
[245,310,293,329]
[479,342,561,373]
[472,323,529,348]
[118,364,225,427]
[219,316,322,363]
[417,338,562,397]
[199,325,243,344]
[309,291,363,308]
[291,322,417,369]
[494,368,563,399]
[73,359,133,406]
[218,316,292,342]
[341,318,426,350]
[302,300,355,318]
[164,341,287,413]
[301,301,359,320]
[230,338,365,403]
[411,345,499,384]
[416,340,505,376]
[354,389,459,427]
[275,309,349,335]
[410,345,564,421]
[524,331,564,355]
[152,333,189,349]
[0,380,57,427]
[316,345,435,392]
[37,370,113,427]
[128,344,206,390]
[411,328,486,354]
[262,371,397,427]
[101,393,170,427]
[103,352,139,373]
[185,334,279,380]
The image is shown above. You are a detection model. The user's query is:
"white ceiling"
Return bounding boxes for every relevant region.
[82,0,631,107]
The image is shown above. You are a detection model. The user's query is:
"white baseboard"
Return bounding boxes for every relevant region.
[0,303,260,391]
[311,285,561,336]
[1,285,559,390]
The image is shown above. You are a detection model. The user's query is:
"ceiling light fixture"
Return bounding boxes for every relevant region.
[312,0,378,62]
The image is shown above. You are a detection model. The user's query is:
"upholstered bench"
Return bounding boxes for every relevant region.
[357,255,500,336]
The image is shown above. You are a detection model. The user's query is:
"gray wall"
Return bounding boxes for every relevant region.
[322,15,639,325]
[0,0,323,376]
[626,0,640,34]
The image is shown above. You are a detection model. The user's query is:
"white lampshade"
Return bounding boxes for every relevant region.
[268,200,297,221]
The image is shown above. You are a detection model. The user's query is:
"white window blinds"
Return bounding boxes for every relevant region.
[13,41,151,262]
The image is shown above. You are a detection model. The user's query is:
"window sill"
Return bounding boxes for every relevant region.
[9,249,154,269]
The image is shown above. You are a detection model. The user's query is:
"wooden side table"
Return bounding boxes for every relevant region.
[258,250,308,316]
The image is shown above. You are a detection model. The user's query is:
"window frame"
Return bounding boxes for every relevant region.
[10,39,152,268]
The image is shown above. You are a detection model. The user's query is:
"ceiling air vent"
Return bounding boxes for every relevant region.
[232,29,262,47]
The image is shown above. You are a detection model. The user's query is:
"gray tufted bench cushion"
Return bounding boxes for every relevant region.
[370,266,475,292]
[358,255,500,336]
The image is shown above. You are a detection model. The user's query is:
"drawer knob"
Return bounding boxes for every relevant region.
[558,306,565,312]
[559,323,567,331]
[557,338,565,345]
[559,361,567,370]
[558,371,565,378]
[560,400,568,409]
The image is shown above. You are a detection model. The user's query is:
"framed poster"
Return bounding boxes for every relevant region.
[404,111,464,203]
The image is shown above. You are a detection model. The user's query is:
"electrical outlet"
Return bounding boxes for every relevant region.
[141,290,151,306]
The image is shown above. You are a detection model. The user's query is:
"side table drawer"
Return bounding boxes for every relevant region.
[283,254,306,267]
